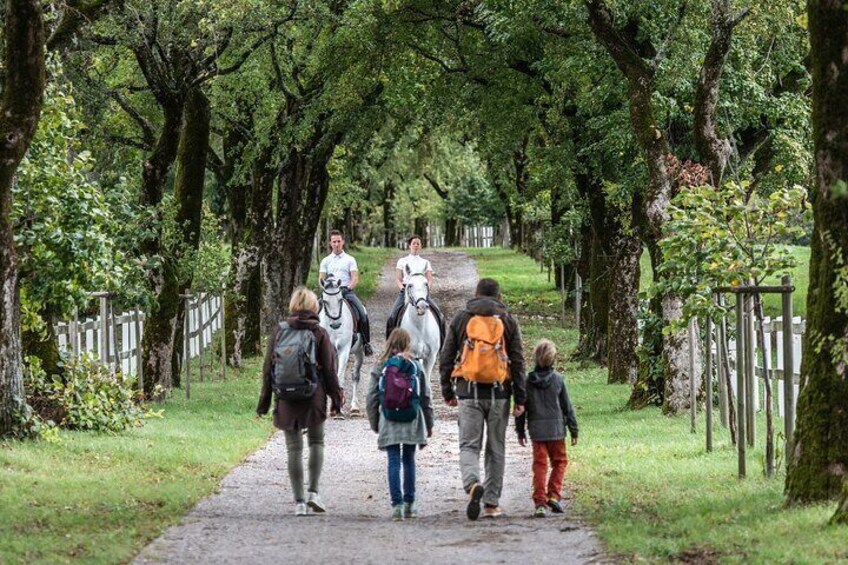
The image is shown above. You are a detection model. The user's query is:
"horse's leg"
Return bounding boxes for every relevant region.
[337,343,351,410]
[350,346,364,413]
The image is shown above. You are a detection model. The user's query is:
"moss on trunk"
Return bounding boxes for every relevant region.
[785,0,848,504]
[0,0,46,435]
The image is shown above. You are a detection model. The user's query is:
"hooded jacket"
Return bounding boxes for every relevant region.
[256,310,342,431]
[439,296,526,403]
[515,367,578,442]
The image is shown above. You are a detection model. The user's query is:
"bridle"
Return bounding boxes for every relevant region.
[405,273,430,312]
[321,281,346,328]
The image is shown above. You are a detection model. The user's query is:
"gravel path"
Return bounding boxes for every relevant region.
[134,250,605,565]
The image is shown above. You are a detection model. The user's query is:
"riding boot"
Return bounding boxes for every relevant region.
[361,316,373,356]
[386,289,406,339]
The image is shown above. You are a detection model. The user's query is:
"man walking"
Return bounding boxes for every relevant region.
[319,230,373,356]
[440,278,526,520]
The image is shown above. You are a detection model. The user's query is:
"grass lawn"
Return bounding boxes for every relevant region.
[640,245,811,318]
[0,246,393,565]
[473,246,847,564]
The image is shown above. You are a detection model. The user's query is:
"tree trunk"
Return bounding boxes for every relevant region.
[587,0,696,413]
[607,234,641,384]
[141,88,209,397]
[0,0,46,435]
[223,133,263,366]
[383,179,396,248]
[577,233,611,361]
[263,145,333,334]
[786,0,848,505]
[444,217,460,246]
[834,485,848,524]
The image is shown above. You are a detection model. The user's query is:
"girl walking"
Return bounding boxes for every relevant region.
[516,339,579,517]
[367,328,434,520]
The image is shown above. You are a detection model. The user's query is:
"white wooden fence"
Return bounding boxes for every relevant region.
[460,225,496,248]
[54,293,223,387]
[722,315,804,421]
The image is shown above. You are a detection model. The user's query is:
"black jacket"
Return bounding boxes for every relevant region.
[439,296,526,404]
[515,368,578,442]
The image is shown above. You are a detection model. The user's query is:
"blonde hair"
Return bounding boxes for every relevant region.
[534,339,557,368]
[289,287,319,314]
[380,328,412,364]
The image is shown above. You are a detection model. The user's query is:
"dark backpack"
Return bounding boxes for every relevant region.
[272,322,319,400]
[379,356,421,423]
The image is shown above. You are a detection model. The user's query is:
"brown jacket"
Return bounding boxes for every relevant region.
[256,311,342,431]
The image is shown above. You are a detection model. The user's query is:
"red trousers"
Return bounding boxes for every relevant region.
[532,440,568,507]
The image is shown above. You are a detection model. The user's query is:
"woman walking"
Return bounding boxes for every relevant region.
[257,287,343,516]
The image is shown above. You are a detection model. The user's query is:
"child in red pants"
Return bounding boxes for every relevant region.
[516,339,579,517]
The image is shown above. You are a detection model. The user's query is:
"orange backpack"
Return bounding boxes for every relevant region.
[451,315,509,384]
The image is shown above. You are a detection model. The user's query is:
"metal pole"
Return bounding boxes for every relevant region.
[689,318,697,434]
[706,313,713,452]
[781,275,795,469]
[736,292,746,478]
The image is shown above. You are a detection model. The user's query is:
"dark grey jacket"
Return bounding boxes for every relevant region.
[439,296,526,404]
[515,368,578,442]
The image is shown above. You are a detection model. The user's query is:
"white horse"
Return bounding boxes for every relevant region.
[399,273,441,383]
[319,276,364,413]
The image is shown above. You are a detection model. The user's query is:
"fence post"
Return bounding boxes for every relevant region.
[71,307,80,358]
[736,292,746,478]
[781,275,795,470]
[110,299,119,374]
[745,294,756,448]
[134,309,144,396]
[689,318,697,434]
[706,313,713,452]
[95,292,109,365]
[182,293,192,400]
[197,294,205,383]
[717,299,729,427]
[219,292,226,380]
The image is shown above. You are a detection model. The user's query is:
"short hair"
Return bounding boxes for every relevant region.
[407,234,422,246]
[289,286,319,314]
[329,229,344,240]
[534,339,557,368]
[475,278,500,298]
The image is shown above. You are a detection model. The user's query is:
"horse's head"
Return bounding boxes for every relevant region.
[405,272,430,316]
[321,275,345,323]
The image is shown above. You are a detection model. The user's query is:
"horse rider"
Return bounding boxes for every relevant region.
[319,229,374,356]
[386,234,446,346]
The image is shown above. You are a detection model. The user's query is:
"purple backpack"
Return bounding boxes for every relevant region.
[379,356,421,422]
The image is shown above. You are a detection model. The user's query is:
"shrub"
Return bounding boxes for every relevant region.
[24,355,147,433]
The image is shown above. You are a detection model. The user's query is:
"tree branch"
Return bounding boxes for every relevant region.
[423,172,449,200]
[46,0,113,51]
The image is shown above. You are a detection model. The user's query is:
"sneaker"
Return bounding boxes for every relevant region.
[547,498,564,514]
[482,505,504,519]
[466,483,486,521]
[534,505,547,518]
[392,504,405,521]
[307,491,326,513]
[295,502,307,516]
[403,501,418,519]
